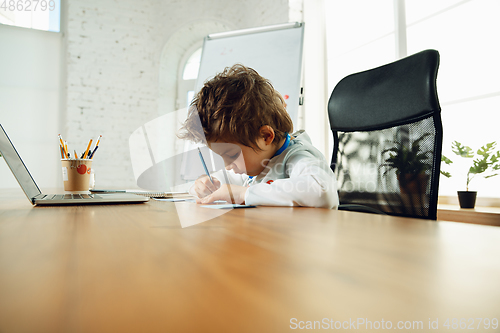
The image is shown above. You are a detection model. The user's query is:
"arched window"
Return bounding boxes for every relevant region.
[183,47,202,80]
[176,46,202,110]
[176,45,204,181]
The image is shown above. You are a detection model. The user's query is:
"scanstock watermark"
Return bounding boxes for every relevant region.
[330,161,379,193]
[290,317,499,330]
[290,318,424,330]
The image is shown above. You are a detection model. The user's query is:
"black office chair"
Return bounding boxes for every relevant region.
[328,49,443,220]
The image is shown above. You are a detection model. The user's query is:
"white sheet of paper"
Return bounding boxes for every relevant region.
[153,198,196,202]
[201,204,256,209]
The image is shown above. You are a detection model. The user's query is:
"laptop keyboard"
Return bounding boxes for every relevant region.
[48,194,93,200]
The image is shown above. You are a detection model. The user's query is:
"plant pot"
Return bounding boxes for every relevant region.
[397,173,429,195]
[457,191,477,209]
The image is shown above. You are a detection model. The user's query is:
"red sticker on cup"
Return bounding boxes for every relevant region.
[77,164,87,175]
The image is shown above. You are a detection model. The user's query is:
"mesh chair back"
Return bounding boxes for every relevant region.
[328,49,442,220]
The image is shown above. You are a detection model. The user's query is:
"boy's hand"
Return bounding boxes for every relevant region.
[192,175,221,198]
[197,184,248,205]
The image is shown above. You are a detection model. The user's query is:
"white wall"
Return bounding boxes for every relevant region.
[0,24,63,190]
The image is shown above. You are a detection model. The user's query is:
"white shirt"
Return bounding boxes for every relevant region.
[191,130,339,209]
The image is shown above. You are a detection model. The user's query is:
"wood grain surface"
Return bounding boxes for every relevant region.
[1,188,499,332]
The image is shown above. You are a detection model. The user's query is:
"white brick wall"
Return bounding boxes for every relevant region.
[66,0,288,188]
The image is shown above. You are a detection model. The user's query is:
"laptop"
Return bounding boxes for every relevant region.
[0,124,149,205]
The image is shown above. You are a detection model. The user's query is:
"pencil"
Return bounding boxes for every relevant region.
[89,135,102,159]
[83,139,92,159]
[58,135,67,159]
[95,135,102,148]
[64,141,69,158]
[58,134,64,148]
[89,146,99,159]
[74,150,78,159]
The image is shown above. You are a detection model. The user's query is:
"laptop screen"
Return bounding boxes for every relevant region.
[0,124,42,201]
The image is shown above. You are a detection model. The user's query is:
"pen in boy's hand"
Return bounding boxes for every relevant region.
[197,147,213,184]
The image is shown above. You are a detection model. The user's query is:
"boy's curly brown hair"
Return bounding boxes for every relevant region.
[177,64,293,151]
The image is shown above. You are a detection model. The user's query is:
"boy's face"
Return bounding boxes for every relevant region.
[209,141,269,177]
[208,126,281,177]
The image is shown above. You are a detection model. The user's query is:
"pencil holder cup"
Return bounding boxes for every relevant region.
[61,159,93,191]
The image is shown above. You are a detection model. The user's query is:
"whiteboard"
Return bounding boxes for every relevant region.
[195,22,304,125]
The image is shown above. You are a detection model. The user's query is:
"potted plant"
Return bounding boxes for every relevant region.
[441,141,500,208]
[382,133,432,194]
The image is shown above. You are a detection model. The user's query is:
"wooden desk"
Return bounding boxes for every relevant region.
[1,188,499,332]
[438,204,500,227]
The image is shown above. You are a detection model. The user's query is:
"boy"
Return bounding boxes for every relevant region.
[177,64,338,209]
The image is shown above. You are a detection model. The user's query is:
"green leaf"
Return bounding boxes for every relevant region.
[470,158,488,175]
[441,155,453,165]
[477,141,496,157]
[452,141,474,158]
[440,170,452,178]
[485,173,499,179]
[490,150,500,164]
